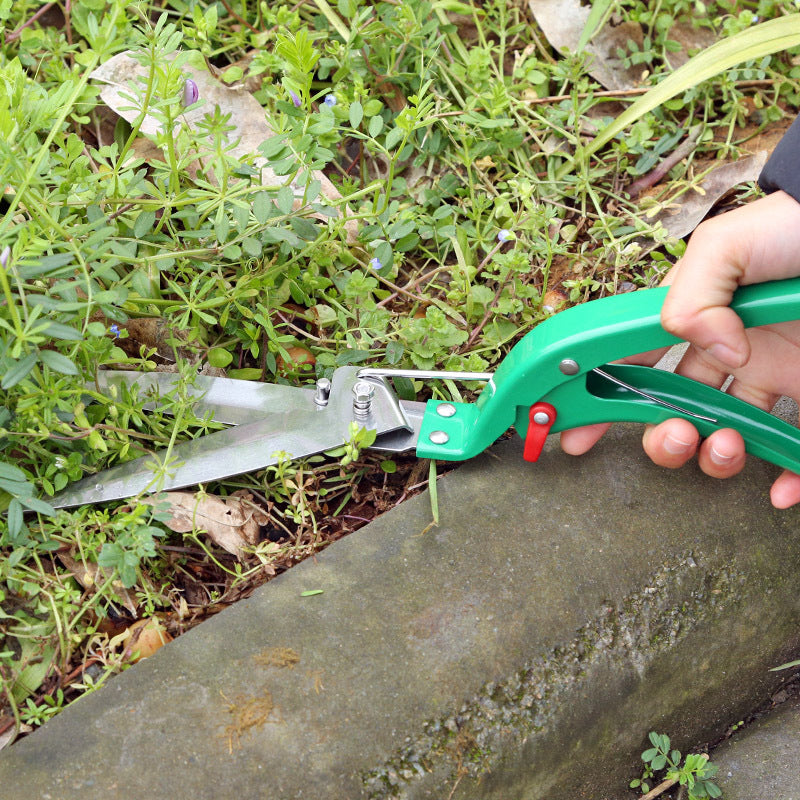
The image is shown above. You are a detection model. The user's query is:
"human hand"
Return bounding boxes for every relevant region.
[559,190,800,508]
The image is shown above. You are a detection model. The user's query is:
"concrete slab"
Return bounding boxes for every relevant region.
[2,427,800,799]
[713,695,800,799]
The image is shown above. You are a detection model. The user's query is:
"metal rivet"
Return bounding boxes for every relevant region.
[533,411,551,425]
[314,378,331,407]
[436,403,456,418]
[429,430,449,445]
[559,358,580,375]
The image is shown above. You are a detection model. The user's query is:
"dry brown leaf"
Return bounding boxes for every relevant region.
[57,552,139,616]
[529,1,716,91]
[530,0,644,90]
[109,617,172,663]
[142,490,267,559]
[90,52,356,240]
[647,152,768,241]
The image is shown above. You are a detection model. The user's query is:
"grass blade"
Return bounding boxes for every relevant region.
[566,14,800,174]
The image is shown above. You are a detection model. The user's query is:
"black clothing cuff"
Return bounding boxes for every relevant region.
[759,116,800,204]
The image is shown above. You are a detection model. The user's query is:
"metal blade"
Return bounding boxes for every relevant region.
[52,367,421,509]
[95,370,309,426]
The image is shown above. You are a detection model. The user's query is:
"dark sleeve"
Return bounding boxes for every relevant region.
[758,116,800,203]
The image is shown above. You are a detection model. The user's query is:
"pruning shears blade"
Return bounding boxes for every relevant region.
[95,370,311,426]
[52,367,420,509]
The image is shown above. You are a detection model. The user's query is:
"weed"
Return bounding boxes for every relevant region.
[630,731,722,798]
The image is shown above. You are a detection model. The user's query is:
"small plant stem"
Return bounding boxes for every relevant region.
[3,2,57,43]
[627,124,703,198]
[308,0,351,42]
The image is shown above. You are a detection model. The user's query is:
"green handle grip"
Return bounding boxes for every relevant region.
[416,278,800,468]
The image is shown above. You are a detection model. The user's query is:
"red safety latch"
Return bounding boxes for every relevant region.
[523,402,557,462]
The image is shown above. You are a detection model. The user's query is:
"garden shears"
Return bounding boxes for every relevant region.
[51,278,800,509]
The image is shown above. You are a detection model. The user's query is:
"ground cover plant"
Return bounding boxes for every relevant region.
[2,0,800,761]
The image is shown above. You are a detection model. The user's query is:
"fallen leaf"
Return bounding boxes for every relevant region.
[143,490,268,559]
[58,552,139,616]
[530,0,644,90]
[90,51,356,240]
[646,151,767,241]
[109,617,172,664]
[529,2,716,91]
[0,724,32,752]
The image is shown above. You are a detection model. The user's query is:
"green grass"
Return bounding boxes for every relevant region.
[1,0,800,740]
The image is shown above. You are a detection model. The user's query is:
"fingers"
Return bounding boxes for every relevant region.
[641,418,700,468]
[642,421,747,479]
[560,423,612,456]
[770,471,800,509]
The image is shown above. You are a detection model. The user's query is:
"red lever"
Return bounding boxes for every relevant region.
[523,402,557,462]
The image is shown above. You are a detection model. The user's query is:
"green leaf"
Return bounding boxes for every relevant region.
[349,100,363,129]
[368,115,383,138]
[39,349,79,375]
[18,495,55,516]
[301,589,324,597]
[208,347,233,368]
[7,498,22,537]
[385,126,404,150]
[242,237,262,257]
[642,747,658,762]
[276,185,295,215]
[133,209,156,239]
[651,754,667,771]
[577,0,614,51]
[2,353,38,389]
[43,321,83,341]
[253,192,273,224]
[0,462,28,482]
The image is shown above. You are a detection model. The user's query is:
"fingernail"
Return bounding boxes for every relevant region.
[710,445,735,466]
[664,433,693,455]
[706,343,746,369]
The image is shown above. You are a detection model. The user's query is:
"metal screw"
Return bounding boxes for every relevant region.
[559,358,580,375]
[429,430,449,445]
[314,378,331,407]
[533,411,551,425]
[436,403,457,418]
[352,380,375,417]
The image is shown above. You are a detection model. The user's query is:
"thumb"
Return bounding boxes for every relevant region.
[660,302,751,370]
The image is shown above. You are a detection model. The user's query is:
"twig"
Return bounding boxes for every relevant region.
[626,124,703,199]
[219,0,259,32]
[640,777,677,800]
[375,266,446,309]
[4,2,56,42]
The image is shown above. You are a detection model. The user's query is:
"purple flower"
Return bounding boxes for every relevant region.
[182,78,199,107]
[497,229,512,243]
[0,246,9,270]
[289,90,302,108]
[369,257,382,270]
[109,324,121,339]
[323,94,337,107]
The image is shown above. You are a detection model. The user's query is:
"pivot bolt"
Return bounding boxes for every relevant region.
[352,380,375,418]
[532,411,551,425]
[436,403,457,418]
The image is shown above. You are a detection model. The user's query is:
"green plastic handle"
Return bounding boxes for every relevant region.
[416,278,800,471]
